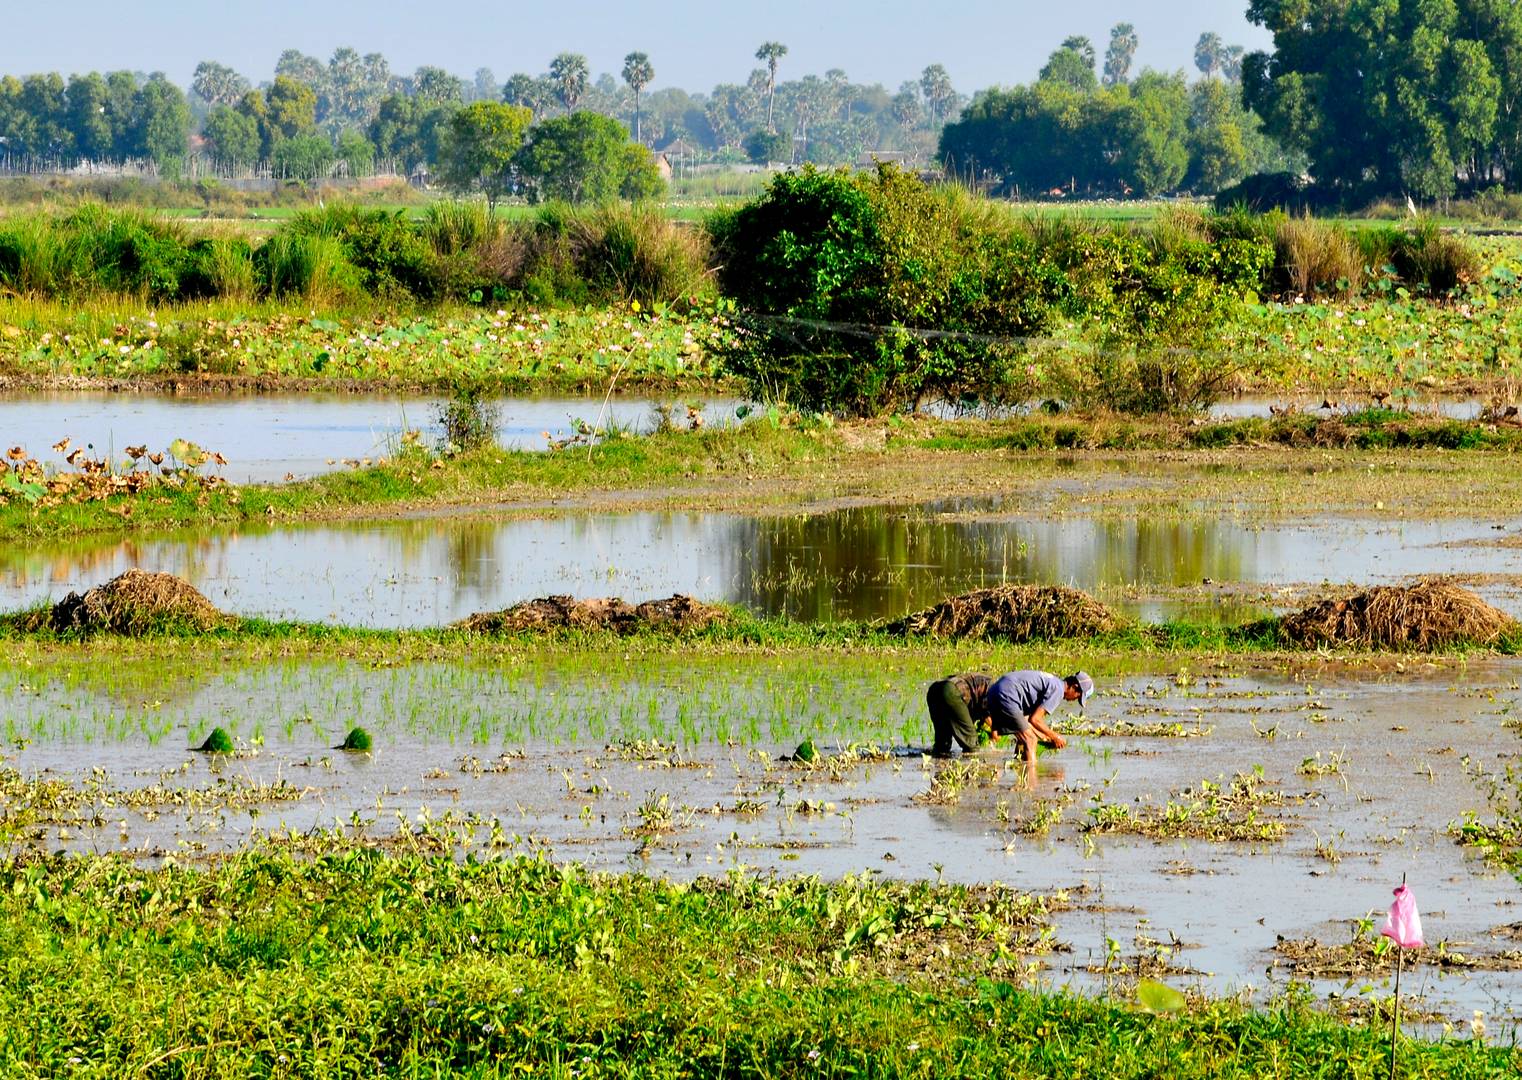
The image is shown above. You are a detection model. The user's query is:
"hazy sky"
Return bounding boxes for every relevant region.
[0,1,1270,92]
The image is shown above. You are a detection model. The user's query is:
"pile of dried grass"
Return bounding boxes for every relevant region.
[1278,580,1516,650]
[46,569,230,634]
[888,585,1119,641]
[457,594,727,635]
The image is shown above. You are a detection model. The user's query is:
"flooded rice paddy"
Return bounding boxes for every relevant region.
[0,392,740,482]
[5,502,1522,626]
[6,654,1522,1029]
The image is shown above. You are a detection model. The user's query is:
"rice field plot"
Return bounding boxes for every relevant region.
[5,651,1522,1029]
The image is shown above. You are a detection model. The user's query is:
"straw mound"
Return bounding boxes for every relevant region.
[888,585,1119,641]
[1279,580,1516,650]
[457,594,728,635]
[47,569,230,634]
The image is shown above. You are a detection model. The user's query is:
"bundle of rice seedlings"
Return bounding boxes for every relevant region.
[49,569,230,635]
[888,585,1119,641]
[1278,579,1515,650]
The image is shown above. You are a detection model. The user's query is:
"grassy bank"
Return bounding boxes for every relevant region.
[5,412,1522,546]
[2,609,1517,667]
[0,843,1509,1077]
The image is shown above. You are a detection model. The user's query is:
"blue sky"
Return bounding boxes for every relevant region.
[0,0,1270,92]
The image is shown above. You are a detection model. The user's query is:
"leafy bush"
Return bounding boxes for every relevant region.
[713,166,1273,415]
[287,205,440,300]
[1214,171,1323,214]
[714,165,1043,415]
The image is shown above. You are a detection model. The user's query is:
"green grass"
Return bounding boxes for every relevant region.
[2,608,1516,665]
[0,843,1510,1077]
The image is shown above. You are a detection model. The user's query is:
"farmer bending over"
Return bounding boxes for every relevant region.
[927,669,1093,784]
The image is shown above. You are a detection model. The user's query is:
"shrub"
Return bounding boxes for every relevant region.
[1273,215,1362,296]
[714,165,1041,416]
[571,203,708,306]
[714,166,1276,416]
[255,230,361,305]
[435,381,499,452]
[287,204,440,300]
[183,234,257,300]
[1214,171,1322,214]
[1390,221,1480,294]
[419,200,499,258]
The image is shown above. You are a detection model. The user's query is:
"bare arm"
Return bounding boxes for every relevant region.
[1028,706,1067,750]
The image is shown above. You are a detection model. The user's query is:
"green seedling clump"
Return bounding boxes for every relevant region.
[338,727,373,752]
[195,727,234,754]
[792,738,819,763]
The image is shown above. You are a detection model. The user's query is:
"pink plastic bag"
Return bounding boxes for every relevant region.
[1380,883,1424,949]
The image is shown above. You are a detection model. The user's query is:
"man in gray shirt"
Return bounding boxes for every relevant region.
[985,670,1093,785]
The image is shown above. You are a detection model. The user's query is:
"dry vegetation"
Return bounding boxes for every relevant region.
[1278,580,1516,650]
[888,585,1120,642]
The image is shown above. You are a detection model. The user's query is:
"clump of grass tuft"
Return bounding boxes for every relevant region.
[1274,215,1362,296]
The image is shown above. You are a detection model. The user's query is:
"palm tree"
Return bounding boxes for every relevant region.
[1194,33,1224,79]
[755,41,787,132]
[1061,36,1097,72]
[1103,23,1138,86]
[549,51,589,113]
[622,51,654,144]
[920,64,953,126]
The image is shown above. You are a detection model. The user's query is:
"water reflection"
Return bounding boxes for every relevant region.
[3,503,1516,628]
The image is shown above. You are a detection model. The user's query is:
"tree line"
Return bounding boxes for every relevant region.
[0,30,1274,195]
[1243,0,1522,201]
[939,27,1296,198]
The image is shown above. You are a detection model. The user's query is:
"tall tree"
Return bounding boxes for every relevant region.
[411,66,464,105]
[501,73,556,120]
[920,64,954,125]
[621,51,654,144]
[65,73,113,160]
[1039,43,1097,92]
[515,109,661,203]
[1103,24,1138,86]
[1244,0,1515,197]
[549,52,589,112]
[1194,33,1225,79]
[890,82,923,129]
[131,73,191,169]
[1061,36,1097,71]
[755,41,787,132]
[191,61,248,107]
[274,50,325,89]
[438,100,532,211]
[472,67,499,102]
[203,104,260,168]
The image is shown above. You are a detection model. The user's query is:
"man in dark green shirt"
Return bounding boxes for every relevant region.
[925,672,996,756]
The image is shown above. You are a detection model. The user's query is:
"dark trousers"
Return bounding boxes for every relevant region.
[927,679,979,755]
